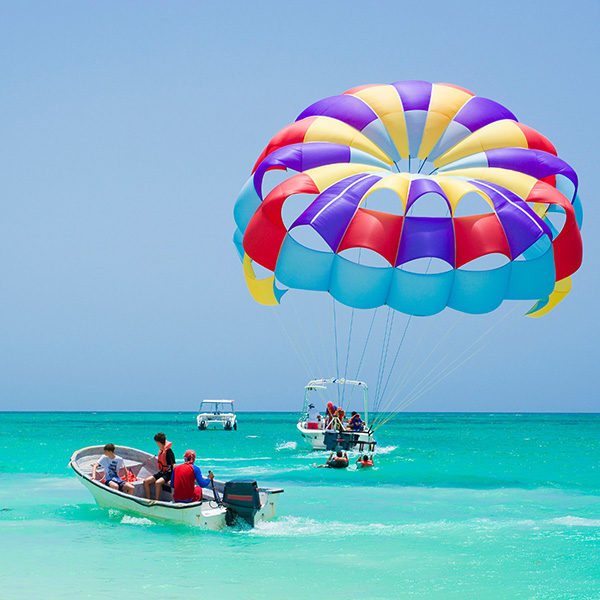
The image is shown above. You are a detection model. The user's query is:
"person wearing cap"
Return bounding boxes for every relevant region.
[170,450,214,503]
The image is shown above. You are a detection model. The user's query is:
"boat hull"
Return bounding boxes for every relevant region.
[296,423,375,451]
[196,414,237,430]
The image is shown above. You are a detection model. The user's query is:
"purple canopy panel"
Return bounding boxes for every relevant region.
[485,148,578,195]
[290,173,381,251]
[391,80,432,111]
[473,181,551,258]
[453,97,517,132]
[406,177,450,214]
[295,94,378,131]
[396,216,455,267]
[253,143,352,195]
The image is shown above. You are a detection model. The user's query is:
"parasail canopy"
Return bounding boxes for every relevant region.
[234,80,583,317]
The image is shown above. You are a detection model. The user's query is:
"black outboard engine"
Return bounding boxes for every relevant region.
[198,420,207,430]
[222,479,261,526]
[324,429,360,451]
[224,420,232,431]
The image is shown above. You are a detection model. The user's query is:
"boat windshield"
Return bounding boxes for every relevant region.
[198,400,235,414]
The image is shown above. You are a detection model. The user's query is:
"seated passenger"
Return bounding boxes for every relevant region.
[348,411,363,432]
[307,403,320,430]
[91,444,135,495]
[170,450,214,503]
[143,432,176,501]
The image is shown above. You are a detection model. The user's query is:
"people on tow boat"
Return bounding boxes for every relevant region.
[143,432,176,500]
[347,411,364,432]
[170,449,214,503]
[307,403,321,430]
[91,444,135,495]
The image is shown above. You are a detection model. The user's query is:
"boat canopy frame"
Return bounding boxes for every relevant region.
[302,378,369,429]
[198,399,236,414]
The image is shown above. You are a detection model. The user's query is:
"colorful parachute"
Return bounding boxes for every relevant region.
[234,81,583,317]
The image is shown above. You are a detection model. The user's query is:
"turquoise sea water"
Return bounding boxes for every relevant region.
[1,412,599,600]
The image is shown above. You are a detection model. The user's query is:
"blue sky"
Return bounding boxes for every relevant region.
[0,1,598,412]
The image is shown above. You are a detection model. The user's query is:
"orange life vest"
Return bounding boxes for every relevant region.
[157,441,173,472]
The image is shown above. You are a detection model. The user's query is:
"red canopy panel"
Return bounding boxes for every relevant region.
[252,117,316,174]
[454,213,511,268]
[337,208,404,266]
[526,181,582,280]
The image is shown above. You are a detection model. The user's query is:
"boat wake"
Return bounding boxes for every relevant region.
[276,441,298,451]
[120,515,156,526]
[550,516,600,527]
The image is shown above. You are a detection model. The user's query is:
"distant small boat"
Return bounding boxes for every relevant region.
[196,399,237,430]
[70,445,282,529]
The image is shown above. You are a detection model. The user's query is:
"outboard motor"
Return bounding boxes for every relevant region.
[222,479,261,526]
[198,420,207,430]
[224,420,232,431]
[324,429,360,451]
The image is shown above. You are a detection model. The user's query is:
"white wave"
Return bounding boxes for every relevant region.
[195,457,271,462]
[374,445,397,455]
[250,516,400,537]
[276,441,298,451]
[120,515,155,526]
[246,435,259,438]
[551,516,600,527]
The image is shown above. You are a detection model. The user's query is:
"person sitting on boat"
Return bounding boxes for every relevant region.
[170,449,213,503]
[307,403,321,430]
[91,444,135,495]
[315,450,349,469]
[334,407,346,431]
[143,432,176,501]
[347,411,364,432]
[356,454,374,468]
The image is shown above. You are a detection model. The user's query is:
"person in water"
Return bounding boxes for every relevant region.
[170,449,214,503]
[315,450,349,469]
[356,454,374,468]
[91,444,135,494]
[143,432,176,500]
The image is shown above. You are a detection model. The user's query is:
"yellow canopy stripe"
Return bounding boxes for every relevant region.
[305,116,393,164]
[350,85,410,159]
[527,277,572,318]
[305,163,388,192]
[433,120,527,168]
[243,254,280,306]
[436,167,537,200]
[418,86,473,159]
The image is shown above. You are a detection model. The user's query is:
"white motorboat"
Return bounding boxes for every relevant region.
[297,378,377,451]
[196,399,237,430]
[70,445,282,529]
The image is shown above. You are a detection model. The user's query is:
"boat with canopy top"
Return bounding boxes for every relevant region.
[297,378,376,451]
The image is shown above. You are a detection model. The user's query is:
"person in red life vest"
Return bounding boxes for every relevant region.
[325,402,336,427]
[356,454,374,468]
[143,432,176,500]
[170,449,214,503]
[334,407,346,431]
